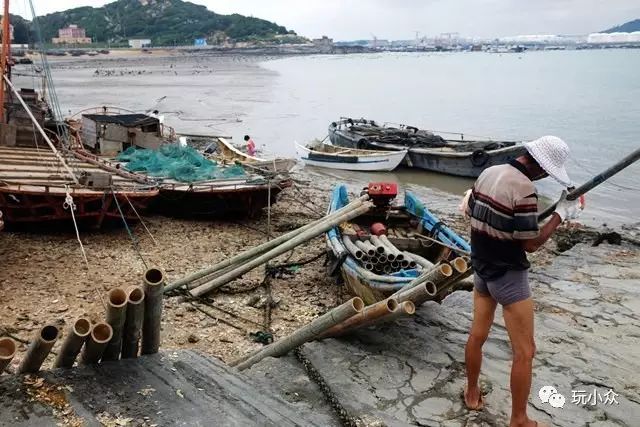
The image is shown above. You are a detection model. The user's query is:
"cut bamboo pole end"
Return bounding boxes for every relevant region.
[53,318,91,369]
[122,286,145,359]
[102,288,128,361]
[318,298,398,339]
[18,325,60,374]
[79,322,113,365]
[0,337,17,374]
[142,268,165,355]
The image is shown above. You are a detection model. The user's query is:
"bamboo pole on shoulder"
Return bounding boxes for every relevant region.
[233,297,364,371]
[191,203,372,297]
[18,325,60,374]
[165,195,369,293]
[53,318,91,369]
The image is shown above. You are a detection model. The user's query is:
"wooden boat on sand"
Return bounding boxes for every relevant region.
[327,183,471,305]
[295,141,407,171]
[194,135,296,174]
[329,118,527,178]
[67,111,291,219]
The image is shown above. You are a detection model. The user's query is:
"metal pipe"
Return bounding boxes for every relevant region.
[390,260,400,270]
[357,240,377,257]
[379,235,404,261]
[342,236,364,260]
[191,204,372,297]
[403,251,434,270]
[369,235,387,254]
[0,337,17,374]
[3,76,78,184]
[400,260,410,269]
[364,263,375,271]
[102,288,128,361]
[122,286,145,359]
[79,323,113,365]
[53,318,91,369]
[142,268,165,355]
[383,265,393,274]
[165,195,369,292]
[407,260,417,269]
[318,298,398,339]
[18,325,60,374]
[233,298,364,370]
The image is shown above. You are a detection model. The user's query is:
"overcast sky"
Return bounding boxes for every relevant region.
[16,0,640,40]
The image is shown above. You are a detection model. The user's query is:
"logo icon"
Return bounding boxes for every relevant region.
[538,386,565,409]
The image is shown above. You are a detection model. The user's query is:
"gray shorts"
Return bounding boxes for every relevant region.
[474,270,531,306]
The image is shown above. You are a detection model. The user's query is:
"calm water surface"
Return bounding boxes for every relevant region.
[233,50,640,226]
[47,49,639,226]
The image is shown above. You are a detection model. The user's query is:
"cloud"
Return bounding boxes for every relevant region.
[22,0,640,39]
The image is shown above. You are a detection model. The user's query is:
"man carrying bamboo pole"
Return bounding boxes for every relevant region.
[461,136,584,427]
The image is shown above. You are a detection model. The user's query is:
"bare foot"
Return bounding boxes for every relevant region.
[510,419,550,427]
[463,384,484,410]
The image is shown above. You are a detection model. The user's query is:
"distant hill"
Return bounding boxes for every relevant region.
[603,19,640,33]
[19,0,295,45]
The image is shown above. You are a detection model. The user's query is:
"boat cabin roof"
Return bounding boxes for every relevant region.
[83,114,159,128]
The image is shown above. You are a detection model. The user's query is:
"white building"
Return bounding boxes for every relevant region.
[587,32,640,44]
[129,39,152,49]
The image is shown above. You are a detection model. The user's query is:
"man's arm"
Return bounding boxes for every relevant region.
[520,213,561,253]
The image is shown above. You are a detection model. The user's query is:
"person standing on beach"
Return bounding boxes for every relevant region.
[244,135,256,157]
[462,136,584,427]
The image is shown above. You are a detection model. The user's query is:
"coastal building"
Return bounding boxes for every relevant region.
[312,36,333,53]
[129,39,152,49]
[587,32,640,44]
[194,38,207,47]
[52,24,91,44]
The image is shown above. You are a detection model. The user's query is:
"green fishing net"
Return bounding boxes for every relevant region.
[116,144,245,182]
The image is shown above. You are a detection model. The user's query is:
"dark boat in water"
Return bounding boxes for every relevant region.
[329,118,527,178]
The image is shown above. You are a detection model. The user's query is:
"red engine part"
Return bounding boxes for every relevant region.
[370,222,387,236]
[367,182,398,207]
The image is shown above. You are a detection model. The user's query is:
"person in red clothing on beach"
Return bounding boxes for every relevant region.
[244,135,256,157]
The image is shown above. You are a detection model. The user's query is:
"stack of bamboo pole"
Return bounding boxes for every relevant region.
[0,267,165,375]
[342,233,432,275]
[163,196,373,297]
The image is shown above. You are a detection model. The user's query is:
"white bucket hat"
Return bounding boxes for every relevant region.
[523,136,572,186]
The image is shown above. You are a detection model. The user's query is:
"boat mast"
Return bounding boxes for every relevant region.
[0,0,10,123]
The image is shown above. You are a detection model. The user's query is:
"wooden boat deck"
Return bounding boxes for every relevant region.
[0,146,156,194]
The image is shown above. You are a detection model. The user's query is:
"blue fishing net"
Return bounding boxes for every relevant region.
[116,144,245,182]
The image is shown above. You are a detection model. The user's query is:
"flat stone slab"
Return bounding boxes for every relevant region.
[0,350,326,427]
[248,243,640,426]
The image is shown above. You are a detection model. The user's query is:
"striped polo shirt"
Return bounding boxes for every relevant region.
[466,160,540,279]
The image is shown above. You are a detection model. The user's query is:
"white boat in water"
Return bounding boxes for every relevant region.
[296,141,407,172]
